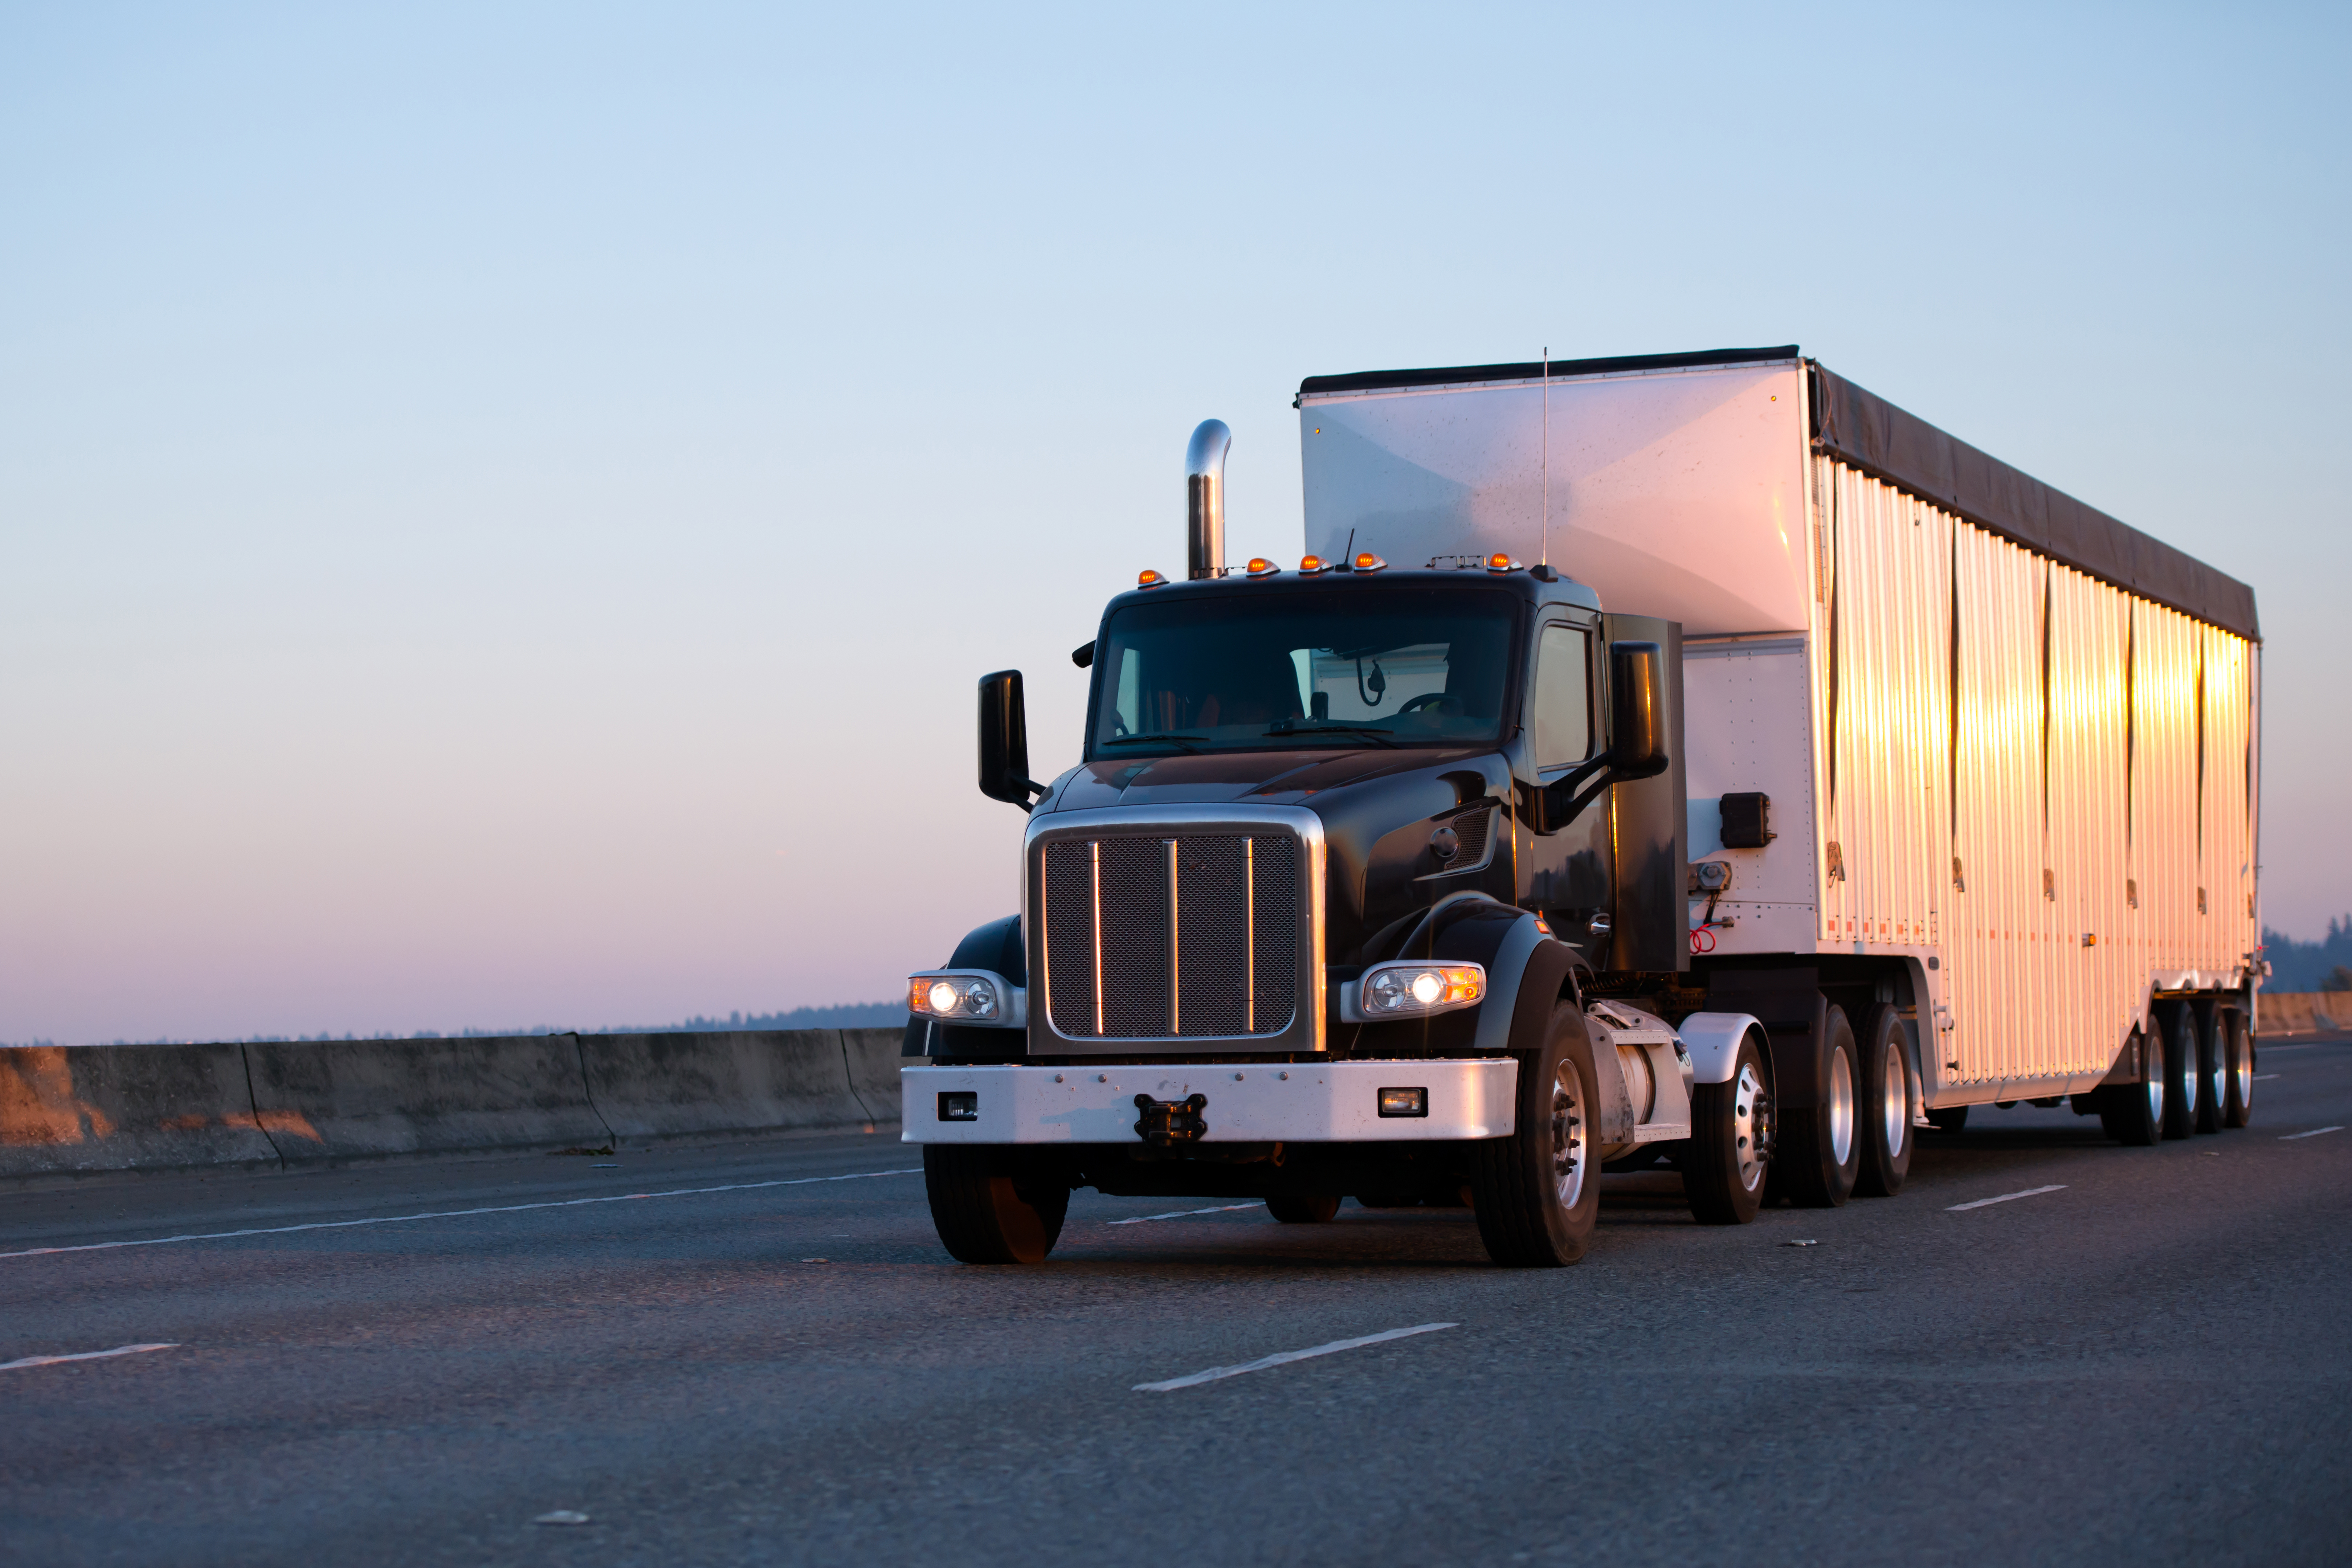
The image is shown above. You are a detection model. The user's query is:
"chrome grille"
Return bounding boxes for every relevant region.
[1041,831,1298,1040]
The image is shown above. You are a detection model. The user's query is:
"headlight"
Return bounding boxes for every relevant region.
[908,973,1000,1020]
[1359,962,1485,1017]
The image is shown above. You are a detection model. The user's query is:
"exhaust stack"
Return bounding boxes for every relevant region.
[1185,419,1231,579]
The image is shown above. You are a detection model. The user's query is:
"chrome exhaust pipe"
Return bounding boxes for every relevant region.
[1186,419,1231,580]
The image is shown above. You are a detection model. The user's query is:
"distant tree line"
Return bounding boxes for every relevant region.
[2262,917,2352,992]
[3,1001,907,1050]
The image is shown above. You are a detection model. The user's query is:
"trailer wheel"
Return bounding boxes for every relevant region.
[923,1145,1068,1264]
[2098,1026,2164,1146]
[1684,1028,1771,1225]
[1774,1004,1862,1208]
[1469,1000,1601,1266]
[2159,1003,2200,1141]
[2194,1003,2227,1135]
[1854,1004,1915,1197]
[2222,1011,2254,1128]
[1266,1194,1341,1224]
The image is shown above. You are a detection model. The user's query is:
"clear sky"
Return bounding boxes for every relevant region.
[3,2,2345,1043]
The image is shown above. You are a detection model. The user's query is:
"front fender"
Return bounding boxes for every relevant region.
[903,914,1026,1059]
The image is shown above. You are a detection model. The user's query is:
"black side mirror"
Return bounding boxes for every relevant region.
[979,670,1042,810]
[1605,641,1669,778]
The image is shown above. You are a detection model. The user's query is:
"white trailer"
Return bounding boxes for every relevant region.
[1298,346,2261,1135]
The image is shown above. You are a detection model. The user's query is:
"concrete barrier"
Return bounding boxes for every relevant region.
[581,1029,873,1141]
[2258,992,2347,1036]
[841,1028,905,1123]
[1,1043,280,1178]
[242,1034,612,1162]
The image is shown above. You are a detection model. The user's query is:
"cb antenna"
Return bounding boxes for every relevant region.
[1539,346,1550,566]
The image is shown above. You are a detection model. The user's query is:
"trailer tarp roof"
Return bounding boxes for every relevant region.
[1296,347,2258,641]
[1808,363,2258,641]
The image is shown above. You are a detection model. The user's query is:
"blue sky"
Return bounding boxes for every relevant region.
[3,1,2344,1041]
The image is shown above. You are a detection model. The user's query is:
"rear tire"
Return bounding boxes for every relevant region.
[923,1145,1068,1264]
[2159,1002,2200,1141]
[1470,1000,1602,1267]
[1854,1004,1916,1198]
[2194,1003,2227,1135]
[1774,1003,1862,1208]
[2099,1026,2164,1146]
[1266,1194,1341,1224]
[1685,1028,1772,1225]
[2222,1010,2254,1128]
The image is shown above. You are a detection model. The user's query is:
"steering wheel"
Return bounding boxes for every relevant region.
[1398,693,1455,715]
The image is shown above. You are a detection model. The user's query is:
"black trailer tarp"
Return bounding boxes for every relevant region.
[1809,363,2258,641]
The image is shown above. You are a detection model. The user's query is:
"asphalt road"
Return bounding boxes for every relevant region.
[6,1037,2350,1567]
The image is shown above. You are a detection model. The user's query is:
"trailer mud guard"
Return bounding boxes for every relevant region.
[1702,969,1828,1109]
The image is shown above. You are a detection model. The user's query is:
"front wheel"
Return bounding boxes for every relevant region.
[923,1145,1069,1264]
[1685,1028,1772,1225]
[1470,1000,1601,1267]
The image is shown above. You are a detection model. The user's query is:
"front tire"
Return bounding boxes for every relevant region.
[1854,1004,1916,1197]
[1685,1028,1772,1225]
[1470,1000,1602,1267]
[923,1145,1068,1264]
[1775,1003,1862,1208]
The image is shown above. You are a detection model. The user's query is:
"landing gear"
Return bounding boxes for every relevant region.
[1854,1004,1916,1197]
[923,1146,1069,1264]
[1685,1027,1772,1225]
[1775,1004,1862,1208]
[1469,1000,1602,1266]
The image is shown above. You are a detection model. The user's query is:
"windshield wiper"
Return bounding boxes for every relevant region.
[1101,732,1207,753]
[1263,722,1398,748]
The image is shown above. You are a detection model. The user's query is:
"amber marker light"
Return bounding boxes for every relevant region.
[1485,552,1523,573]
[1246,557,1279,577]
[1298,554,1331,575]
[1353,551,1388,572]
[1137,569,1167,588]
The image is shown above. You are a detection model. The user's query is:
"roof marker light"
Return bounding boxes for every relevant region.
[1138,569,1168,588]
[1353,552,1387,572]
[1246,557,1279,577]
[1486,553,1524,573]
[1299,554,1331,575]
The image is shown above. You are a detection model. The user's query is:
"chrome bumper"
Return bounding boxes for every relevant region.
[901,1059,1518,1144]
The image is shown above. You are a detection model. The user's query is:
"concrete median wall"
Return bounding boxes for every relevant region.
[1,1026,906,1181]
[2258,992,2349,1036]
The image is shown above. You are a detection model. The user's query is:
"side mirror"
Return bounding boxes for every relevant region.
[1605,641,1668,778]
[978,670,1042,809]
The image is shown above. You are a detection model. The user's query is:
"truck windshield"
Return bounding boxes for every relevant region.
[1090,588,1517,757]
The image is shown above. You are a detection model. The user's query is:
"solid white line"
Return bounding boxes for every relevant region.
[1106,1202,1265,1226]
[1,1343,178,1372]
[1947,1184,2067,1212]
[2278,1126,2344,1141]
[0,1168,923,1261]
[1134,1323,1457,1392]
[2252,1074,2279,1081]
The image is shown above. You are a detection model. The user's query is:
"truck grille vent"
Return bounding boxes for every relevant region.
[1042,833,1298,1039]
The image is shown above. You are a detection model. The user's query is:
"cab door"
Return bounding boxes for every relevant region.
[1513,612,1612,964]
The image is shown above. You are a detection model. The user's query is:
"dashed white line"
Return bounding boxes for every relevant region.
[1947,1184,2067,1212]
[2253,1074,2280,1081]
[1134,1323,1457,1392]
[2278,1126,2344,1142]
[1,1343,178,1372]
[0,1168,923,1261]
[1107,1202,1266,1226]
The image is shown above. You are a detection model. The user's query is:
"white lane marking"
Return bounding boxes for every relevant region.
[2253,1074,2280,1081]
[1106,1202,1265,1226]
[1,1343,178,1372]
[0,1168,923,1261]
[1947,1184,2067,1212]
[2278,1126,2344,1141]
[1135,1323,1457,1392]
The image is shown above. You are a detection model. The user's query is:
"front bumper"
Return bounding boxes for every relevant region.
[901,1059,1519,1145]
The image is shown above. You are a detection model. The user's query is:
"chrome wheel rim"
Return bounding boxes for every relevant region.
[2206,1034,2227,1119]
[2179,1023,2199,1123]
[1732,1061,1769,1193]
[1551,1059,1588,1209]
[2144,1034,2164,1127]
[1827,1045,1855,1166]
[2233,1025,2253,1111]
[1881,1038,1909,1158]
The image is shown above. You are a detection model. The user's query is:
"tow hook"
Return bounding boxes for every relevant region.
[1134,1093,1208,1148]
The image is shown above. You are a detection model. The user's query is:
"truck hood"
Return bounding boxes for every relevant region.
[1044,748,1486,812]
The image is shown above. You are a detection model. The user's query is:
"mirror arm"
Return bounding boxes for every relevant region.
[1539,754,1614,831]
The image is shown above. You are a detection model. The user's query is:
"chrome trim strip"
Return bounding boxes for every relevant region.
[1165,837,1180,1036]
